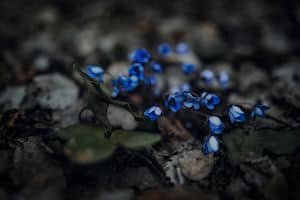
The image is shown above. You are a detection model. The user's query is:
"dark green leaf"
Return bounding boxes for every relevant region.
[57,124,161,164]
[111,129,161,149]
[58,124,115,164]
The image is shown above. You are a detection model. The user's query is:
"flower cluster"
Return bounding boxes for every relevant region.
[84,44,270,156]
[201,69,230,89]
[111,49,164,97]
[157,42,190,56]
[144,90,270,155]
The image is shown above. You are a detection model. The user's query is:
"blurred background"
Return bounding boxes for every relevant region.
[1,0,300,78]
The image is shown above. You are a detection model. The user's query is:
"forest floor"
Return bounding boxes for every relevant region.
[0,0,300,200]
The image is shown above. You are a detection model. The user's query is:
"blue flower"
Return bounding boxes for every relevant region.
[208,116,225,135]
[176,42,189,55]
[183,92,200,110]
[219,71,229,89]
[111,86,119,98]
[158,43,172,56]
[165,92,184,112]
[201,92,220,110]
[228,105,246,124]
[180,82,191,92]
[181,63,196,75]
[128,63,144,80]
[144,106,162,121]
[125,75,139,91]
[251,104,270,118]
[86,65,104,82]
[150,62,163,73]
[130,48,151,64]
[203,136,219,155]
[115,75,139,93]
[144,76,157,86]
[201,70,214,84]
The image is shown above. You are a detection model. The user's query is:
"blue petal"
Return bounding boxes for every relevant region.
[165,93,183,112]
[130,49,151,64]
[144,106,162,121]
[251,104,270,117]
[229,105,246,124]
[150,62,163,73]
[219,71,229,89]
[212,95,220,104]
[181,63,196,75]
[184,101,193,108]
[203,136,219,155]
[158,43,172,56]
[86,65,104,82]
[201,70,214,84]
[208,116,225,135]
[193,103,200,110]
[176,42,189,55]
[128,63,144,80]
[180,82,191,92]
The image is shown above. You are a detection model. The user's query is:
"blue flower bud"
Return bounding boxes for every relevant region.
[126,75,139,91]
[208,116,225,135]
[201,92,220,110]
[150,62,163,73]
[181,63,196,75]
[114,75,139,93]
[183,92,201,110]
[201,70,214,84]
[203,136,219,155]
[219,71,229,89]
[180,82,191,92]
[130,48,151,64]
[228,105,246,124]
[158,43,172,56]
[128,63,144,80]
[176,42,189,55]
[144,106,162,121]
[112,86,119,98]
[164,92,184,112]
[86,65,104,82]
[251,104,270,118]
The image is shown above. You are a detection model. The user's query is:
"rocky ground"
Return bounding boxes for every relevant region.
[0,0,300,199]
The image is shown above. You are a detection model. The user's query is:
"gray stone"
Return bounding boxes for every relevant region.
[178,150,214,181]
[27,73,79,110]
[107,104,137,130]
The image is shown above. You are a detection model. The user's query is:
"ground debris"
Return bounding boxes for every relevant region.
[157,116,191,141]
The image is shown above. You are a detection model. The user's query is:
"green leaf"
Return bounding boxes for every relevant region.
[111,129,161,149]
[58,124,116,164]
[223,129,300,163]
[57,124,161,164]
